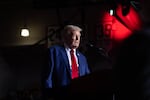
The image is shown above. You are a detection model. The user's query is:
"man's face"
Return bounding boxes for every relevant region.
[65,30,81,49]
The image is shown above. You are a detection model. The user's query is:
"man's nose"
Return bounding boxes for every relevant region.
[72,35,78,40]
[76,36,79,40]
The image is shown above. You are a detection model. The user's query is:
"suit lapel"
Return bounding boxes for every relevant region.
[61,46,72,78]
[76,51,81,76]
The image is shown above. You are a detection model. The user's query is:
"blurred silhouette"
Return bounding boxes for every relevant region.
[114,1,150,99]
[114,30,150,100]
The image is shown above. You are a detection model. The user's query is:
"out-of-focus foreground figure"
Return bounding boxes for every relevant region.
[114,0,150,100]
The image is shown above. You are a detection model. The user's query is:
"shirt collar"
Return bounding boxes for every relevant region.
[65,45,76,53]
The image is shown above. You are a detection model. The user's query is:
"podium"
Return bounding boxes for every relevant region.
[68,69,112,99]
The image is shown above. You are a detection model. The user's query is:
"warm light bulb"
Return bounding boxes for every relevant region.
[21,28,29,37]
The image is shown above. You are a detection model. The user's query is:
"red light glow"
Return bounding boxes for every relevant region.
[101,4,142,42]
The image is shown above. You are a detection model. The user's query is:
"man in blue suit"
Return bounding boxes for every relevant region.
[42,25,91,100]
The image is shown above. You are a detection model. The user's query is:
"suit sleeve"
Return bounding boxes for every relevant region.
[45,47,55,88]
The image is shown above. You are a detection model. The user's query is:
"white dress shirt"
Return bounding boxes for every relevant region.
[65,47,79,69]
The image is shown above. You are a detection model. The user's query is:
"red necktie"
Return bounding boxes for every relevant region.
[70,49,79,79]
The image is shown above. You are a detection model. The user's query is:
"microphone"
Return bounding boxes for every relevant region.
[86,42,109,58]
[86,43,94,48]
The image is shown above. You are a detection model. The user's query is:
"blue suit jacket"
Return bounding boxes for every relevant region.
[45,45,90,89]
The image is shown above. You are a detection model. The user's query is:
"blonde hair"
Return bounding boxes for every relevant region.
[61,25,82,37]
[64,25,82,31]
